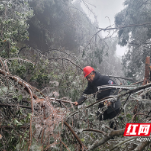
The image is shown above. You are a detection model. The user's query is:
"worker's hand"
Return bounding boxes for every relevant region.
[73,101,78,106]
[104,100,111,106]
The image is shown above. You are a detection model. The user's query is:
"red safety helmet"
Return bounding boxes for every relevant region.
[83,66,95,77]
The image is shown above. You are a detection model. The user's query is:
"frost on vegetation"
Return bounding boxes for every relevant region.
[32,97,67,146]
[49,81,59,87]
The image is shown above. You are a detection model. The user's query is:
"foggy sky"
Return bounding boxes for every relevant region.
[81,0,126,57]
[81,0,125,28]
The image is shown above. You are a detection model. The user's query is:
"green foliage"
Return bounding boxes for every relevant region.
[94,48,104,64]
[0,0,33,58]
[0,1,34,150]
[0,0,124,150]
[115,0,151,79]
[115,0,151,46]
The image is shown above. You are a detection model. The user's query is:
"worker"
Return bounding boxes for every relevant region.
[73,66,121,121]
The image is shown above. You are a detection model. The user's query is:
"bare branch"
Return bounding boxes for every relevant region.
[134,141,151,151]
[0,103,31,109]
[83,128,107,136]
[110,137,135,151]
[64,121,86,149]
[8,58,35,65]
[59,138,71,151]
[98,22,151,31]
[103,75,134,81]
[88,129,124,150]
[48,57,82,71]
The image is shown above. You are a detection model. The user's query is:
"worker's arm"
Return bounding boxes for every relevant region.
[83,82,94,94]
[74,95,87,106]
[74,82,93,106]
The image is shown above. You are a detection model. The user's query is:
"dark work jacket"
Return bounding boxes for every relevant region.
[77,71,121,114]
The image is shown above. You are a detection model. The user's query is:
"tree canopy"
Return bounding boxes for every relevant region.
[115,0,151,80]
[2,0,151,151]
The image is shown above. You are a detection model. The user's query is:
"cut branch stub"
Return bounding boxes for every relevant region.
[143,56,150,85]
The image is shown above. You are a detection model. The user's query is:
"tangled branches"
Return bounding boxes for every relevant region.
[0,57,74,150]
[1,54,151,151]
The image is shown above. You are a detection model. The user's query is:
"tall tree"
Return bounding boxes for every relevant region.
[0,0,33,58]
[115,0,151,80]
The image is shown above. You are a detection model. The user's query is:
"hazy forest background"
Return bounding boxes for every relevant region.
[1,0,151,150]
